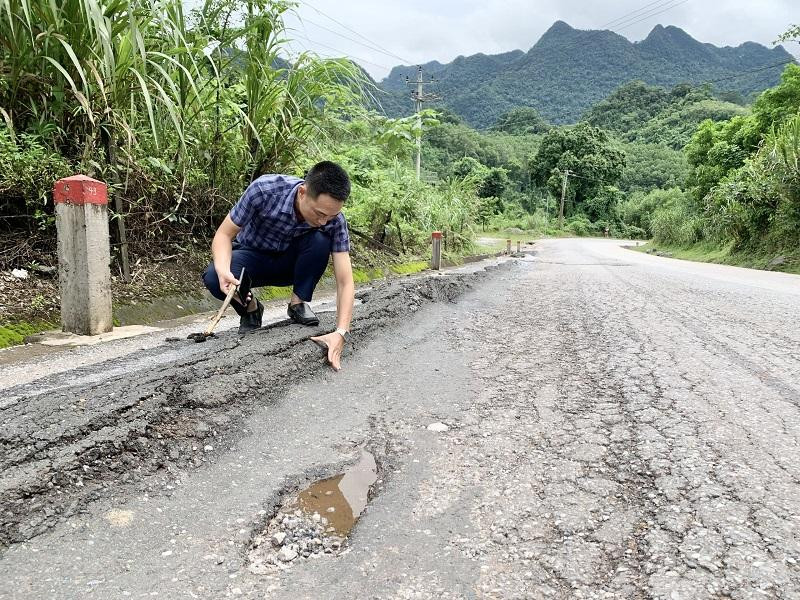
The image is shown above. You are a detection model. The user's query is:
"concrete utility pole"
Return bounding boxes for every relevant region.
[405,66,439,181]
[54,175,113,335]
[558,169,571,229]
[431,231,442,270]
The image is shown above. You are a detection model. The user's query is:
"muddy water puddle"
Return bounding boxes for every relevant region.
[249,450,378,571]
[296,450,377,536]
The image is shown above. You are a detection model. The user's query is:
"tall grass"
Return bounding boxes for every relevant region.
[0,0,368,260]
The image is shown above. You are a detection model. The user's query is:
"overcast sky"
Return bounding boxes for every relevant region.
[281,0,799,80]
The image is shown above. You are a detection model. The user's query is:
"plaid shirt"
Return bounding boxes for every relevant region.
[229,174,350,253]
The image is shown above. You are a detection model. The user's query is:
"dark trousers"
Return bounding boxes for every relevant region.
[202,230,331,305]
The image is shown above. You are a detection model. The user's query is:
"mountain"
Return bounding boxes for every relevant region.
[376,22,796,128]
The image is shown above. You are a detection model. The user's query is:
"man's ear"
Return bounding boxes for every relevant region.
[297,183,307,200]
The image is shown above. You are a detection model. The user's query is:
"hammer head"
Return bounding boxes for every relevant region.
[187,332,216,343]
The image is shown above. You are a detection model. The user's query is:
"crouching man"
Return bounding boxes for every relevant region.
[202,161,354,370]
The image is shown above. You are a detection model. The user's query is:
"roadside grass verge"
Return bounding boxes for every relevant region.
[633,242,800,275]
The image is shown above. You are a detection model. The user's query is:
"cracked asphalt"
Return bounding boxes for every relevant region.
[1,238,799,599]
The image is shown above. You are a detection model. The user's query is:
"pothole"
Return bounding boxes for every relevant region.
[248,450,378,572]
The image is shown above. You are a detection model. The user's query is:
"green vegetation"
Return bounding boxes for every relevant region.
[390,261,429,276]
[0,0,367,262]
[635,242,800,274]
[0,1,489,274]
[0,321,53,349]
[491,108,551,135]
[583,81,748,149]
[645,63,800,269]
[531,123,626,223]
[2,3,798,352]
[619,143,688,193]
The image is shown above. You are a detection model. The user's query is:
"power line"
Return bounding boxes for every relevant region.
[300,1,413,65]
[290,32,395,72]
[528,0,691,66]
[598,0,683,29]
[607,0,691,33]
[519,0,791,96]
[292,0,691,86]
[301,17,412,65]
[707,59,796,84]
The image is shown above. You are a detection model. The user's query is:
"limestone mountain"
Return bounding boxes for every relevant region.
[377,21,796,128]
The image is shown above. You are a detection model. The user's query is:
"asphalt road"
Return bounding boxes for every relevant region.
[1,239,799,599]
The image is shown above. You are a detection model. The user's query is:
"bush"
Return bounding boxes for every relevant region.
[619,187,690,237]
[488,206,548,232]
[651,201,703,246]
[700,118,800,250]
[617,224,647,239]
[565,214,595,236]
[0,131,72,222]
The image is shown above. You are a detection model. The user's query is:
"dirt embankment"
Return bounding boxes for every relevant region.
[0,264,506,547]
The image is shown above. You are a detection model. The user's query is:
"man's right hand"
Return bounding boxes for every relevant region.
[218,270,239,296]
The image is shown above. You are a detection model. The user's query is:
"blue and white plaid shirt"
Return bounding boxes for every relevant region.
[230,174,350,253]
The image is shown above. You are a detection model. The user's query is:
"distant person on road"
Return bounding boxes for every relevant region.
[202,161,354,370]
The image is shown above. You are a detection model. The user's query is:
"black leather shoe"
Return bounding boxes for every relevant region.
[239,299,264,333]
[287,302,319,326]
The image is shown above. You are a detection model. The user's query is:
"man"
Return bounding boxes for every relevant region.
[202,161,354,370]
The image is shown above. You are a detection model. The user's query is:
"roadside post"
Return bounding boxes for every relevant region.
[54,175,113,335]
[506,239,512,254]
[517,241,521,253]
[431,231,442,270]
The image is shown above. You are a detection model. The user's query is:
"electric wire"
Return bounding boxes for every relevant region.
[706,59,797,84]
[300,1,413,65]
[290,31,394,72]
[301,16,412,64]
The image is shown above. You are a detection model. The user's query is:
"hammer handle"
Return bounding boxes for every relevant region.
[204,267,245,335]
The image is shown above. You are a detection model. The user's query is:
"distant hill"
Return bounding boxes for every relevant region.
[376,21,796,128]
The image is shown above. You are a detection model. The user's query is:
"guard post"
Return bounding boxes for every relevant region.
[431,231,442,270]
[54,175,113,335]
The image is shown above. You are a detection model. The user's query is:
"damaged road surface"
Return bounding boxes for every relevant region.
[2,239,800,599]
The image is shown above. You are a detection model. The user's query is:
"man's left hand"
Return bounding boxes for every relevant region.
[310,331,345,371]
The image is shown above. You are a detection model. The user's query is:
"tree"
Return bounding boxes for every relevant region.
[620,143,689,192]
[778,24,800,44]
[685,64,800,202]
[451,157,510,198]
[752,64,800,133]
[585,186,624,222]
[479,167,510,198]
[583,80,746,149]
[491,107,550,135]
[530,123,626,217]
[476,196,503,231]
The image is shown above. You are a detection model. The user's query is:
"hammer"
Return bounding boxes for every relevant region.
[187,267,246,343]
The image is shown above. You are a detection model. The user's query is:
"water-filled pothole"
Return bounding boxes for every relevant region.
[248,450,378,572]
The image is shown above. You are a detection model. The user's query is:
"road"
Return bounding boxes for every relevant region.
[1,238,799,599]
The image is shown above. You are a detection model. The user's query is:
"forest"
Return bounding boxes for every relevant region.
[1,2,798,305]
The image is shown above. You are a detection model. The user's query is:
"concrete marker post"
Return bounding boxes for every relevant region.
[54,175,113,335]
[517,241,521,253]
[506,239,512,254]
[431,231,442,270]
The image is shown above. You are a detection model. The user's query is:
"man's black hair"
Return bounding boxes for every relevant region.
[304,161,351,202]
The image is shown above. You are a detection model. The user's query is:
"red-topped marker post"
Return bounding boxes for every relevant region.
[54,175,113,335]
[431,231,442,270]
